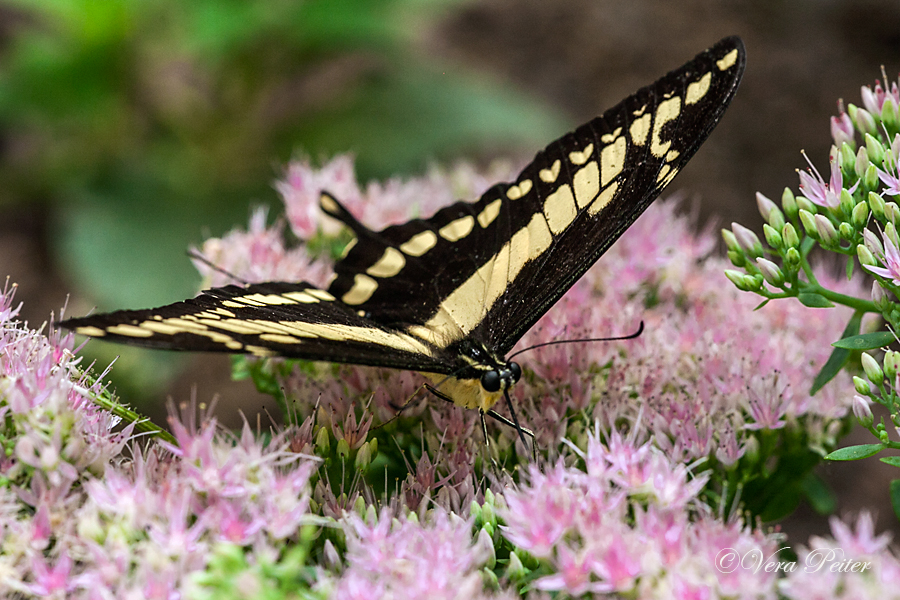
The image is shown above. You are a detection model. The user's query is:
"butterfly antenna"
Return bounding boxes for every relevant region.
[507,321,644,360]
[186,249,252,286]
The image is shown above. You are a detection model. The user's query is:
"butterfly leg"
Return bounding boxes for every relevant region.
[484,404,537,462]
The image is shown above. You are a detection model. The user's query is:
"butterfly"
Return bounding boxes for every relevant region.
[60,37,745,451]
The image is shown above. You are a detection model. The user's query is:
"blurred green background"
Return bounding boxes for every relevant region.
[2,0,900,539]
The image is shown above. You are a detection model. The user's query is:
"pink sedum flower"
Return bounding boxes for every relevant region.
[862,227,900,285]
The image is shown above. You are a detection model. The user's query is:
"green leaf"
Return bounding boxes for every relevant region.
[825,444,885,461]
[880,456,900,467]
[753,298,770,311]
[800,472,837,515]
[797,292,834,308]
[891,480,900,522]
[832,331,896,350]
[810,312,861,395]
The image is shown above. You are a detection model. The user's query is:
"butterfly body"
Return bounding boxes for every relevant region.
[61,37,746,430]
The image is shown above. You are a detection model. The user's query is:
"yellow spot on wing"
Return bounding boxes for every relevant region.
[717,48,739,70]
[650,97,682,158]
[244,293,298,306]
[258,333,302,345]
[630,113,651,146]
[425,212,552,339]
[306,289,335,301]
[439,215,475,242]
[600,127,622,143]
[106,324,154,338]
[283,291,320,304]
[543,184,577,235]
[222,301,245,309]
[686,72,711,105]
[245,345,276,357]
[400,230,437,257]
[366,247,406,278]
[573,161,599,209]
[319,193,339,214]
[601,136,627,187]
[477,199,502,228]
[588,181,619,216]
[539,160,561,183]
[506,179,532,200]
[340,238,357,259]
[76,326,106,337]
[569,143,594,166]
[342,274,378,305]
[213,308,236,317]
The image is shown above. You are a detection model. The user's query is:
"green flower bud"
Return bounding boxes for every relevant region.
[853,375,871,395]
[795,195,817,214]
[784,246,802,271]
[886,220,899,247]
[742,434,760,468]
[481,500,496,529]
[506,551,527,581]
[853,395,875,429]
[869,191,886,221]
[470,500,483,523]
[839,221,854,240]
[757,192,785,230]
[866,133,886,166]
[856,146,871,179]
[857,243,877,267]
[354,440,373,471]
[727,250,745,267]
[315,426,331,456]
[781,187,798,220]
[856,107,877,136]
[745,273,764,291]
[841,142,857,175]
[799,209,819,238]
[353,494,367,516]
[883,96,899,131]
[865,163,880,190]
[731,223,763,257]
[873,281,891,312]
[725,269,748,290]
[852,200,869,229]
[722,229,741,252]
[476,528,496,570]
[886,203,900,225]
[840,188,855,216]
[863,228,885,257]
[814,214,839,245]
[863,353,883,380]
[762,223,783,250]
[782,222,800,249]
[756,257,784,286]
[884,350,900,381]
[336,437,351,460]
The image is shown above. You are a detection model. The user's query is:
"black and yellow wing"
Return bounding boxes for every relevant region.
[61,37,746,383]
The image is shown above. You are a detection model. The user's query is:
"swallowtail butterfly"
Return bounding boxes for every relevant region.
[61,37,745,449]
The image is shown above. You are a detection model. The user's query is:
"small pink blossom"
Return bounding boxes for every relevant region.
[862,227,900,284]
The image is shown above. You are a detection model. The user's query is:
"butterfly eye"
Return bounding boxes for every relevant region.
[481,370,501,392]
[509,362,521,383]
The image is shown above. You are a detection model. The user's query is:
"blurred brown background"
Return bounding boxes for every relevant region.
[2,0,899,543]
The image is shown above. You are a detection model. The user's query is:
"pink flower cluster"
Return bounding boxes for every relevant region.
[196,156,859,480]
[0,281,319,597]
[331,508,512,600]
[500,430,781,599]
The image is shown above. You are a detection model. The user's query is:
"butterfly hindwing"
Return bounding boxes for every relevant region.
[321,36,746,356]
[62,281,453,373]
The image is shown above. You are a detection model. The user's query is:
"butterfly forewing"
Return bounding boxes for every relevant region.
[60,37,745,384]
[323,36,746,356]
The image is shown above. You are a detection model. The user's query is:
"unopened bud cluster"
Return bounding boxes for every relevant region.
[723,74,900,327]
